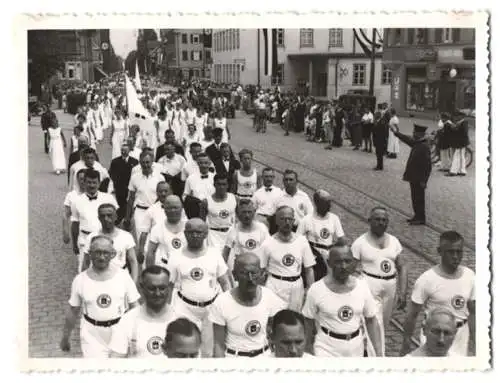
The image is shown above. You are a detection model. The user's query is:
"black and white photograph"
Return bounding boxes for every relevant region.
[19,11,490,372]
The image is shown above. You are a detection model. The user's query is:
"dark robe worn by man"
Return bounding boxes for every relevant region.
[109,147,139,222]
[392,124,432,225]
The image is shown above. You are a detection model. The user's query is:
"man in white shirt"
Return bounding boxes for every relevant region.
[351,206,407,356]
[125,151,166,241]
[261,206,316,311]
[71,169,119,272]
[251,167,283,232]
[63,168,86,252]
[209,252,286,357]
[146,195,187,267]
[82,203,139,283]
[297,189,346,281]
[162,317,202,358]
[157,142,187,198]
[302,244,383,357]
[167,218,231,357]
[183,153,215,219]
[270,309,312,358]
[182,142,203,181]
[131,148,163,177]
[69,147,110,193]
[407,307,458,357]
[401,231,475,356]
[108,265,176,358]
[273,170,313,232]
[60,235,140,358]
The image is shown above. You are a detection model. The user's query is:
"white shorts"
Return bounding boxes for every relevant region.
[133,208,148,240]
[313,328,364,357]
[265,275,304,312]
[80,317,115,358]
[420,321,469,356]
[77,232,90,273]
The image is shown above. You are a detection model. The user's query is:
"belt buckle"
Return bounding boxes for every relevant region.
[345,333,352,341]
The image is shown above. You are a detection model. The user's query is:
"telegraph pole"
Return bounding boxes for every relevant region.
[369,28,376,96]
[257,29,261,87]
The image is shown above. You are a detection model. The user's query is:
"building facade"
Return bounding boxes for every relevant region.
[159,29,212,82]
[383,28,475,118]
[211,28,391,103]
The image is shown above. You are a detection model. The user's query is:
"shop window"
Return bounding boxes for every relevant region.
[406,82,439,111]
[353,63,366,85]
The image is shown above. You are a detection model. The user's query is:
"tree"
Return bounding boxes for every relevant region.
[28,30,66,96]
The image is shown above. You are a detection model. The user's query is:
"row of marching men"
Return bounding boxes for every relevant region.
[60,122,475,359]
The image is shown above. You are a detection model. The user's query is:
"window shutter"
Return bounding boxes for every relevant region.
[434,28,443,43]
[452,28,460,42]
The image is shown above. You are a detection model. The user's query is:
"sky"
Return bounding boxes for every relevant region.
[110,29,162,59]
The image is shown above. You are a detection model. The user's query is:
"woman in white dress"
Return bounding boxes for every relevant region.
[90,101,103,144]
[387,108,400,158]
[213,110,231,143]
[171,102,184,144]
[194,108,207,138]
[110,108,129,159]
[102,97,113,131]
[48,125,67,175]
[155,108,170,147]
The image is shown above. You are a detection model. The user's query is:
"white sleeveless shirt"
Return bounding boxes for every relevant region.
[236,169,258,199]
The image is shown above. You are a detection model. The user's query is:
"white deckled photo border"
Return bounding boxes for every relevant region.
[14,10,490,373]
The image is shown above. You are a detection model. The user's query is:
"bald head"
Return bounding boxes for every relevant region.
[165,195,182,207]
[328,244,352,261]
[313,189,331,204]
[313,189,332,216]
[425,308,457,331]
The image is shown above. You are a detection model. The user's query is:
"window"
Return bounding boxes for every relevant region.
[191,51,201,61]
[352,63,366,85]
[416,28,428,44]
[205,50,211,61]
[393,28,402,45]
[300,29,314,47]
[406,82,439,111]
[182,50,188,61]
[329,29,343,47]
[193,69,199,77]
[273,63,285,85]
[381,64,392,85]
[181,33,188,44]
[277,29,285,47]
[222,31,226,51]
[236,29,240,49]
[192,34,200,44]
[232,29,236,50]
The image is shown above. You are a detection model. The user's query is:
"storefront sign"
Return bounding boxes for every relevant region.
[392,76,400,100]
[386,47,437,63]
[412,48,437,62]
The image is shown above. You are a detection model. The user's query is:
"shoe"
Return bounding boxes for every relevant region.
[325,146,333,150]
[406,216,417,222]
[458,173,467,176]
[353,147,359,151]
[409,220,426,226]
[445,173,457,177]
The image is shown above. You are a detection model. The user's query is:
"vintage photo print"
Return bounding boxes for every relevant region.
[17,10,489,372]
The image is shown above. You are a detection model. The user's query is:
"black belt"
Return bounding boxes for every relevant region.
[309,241,333,251]
[210,227,230,232]
[80,230,91,235]
[226,345,269,357]
[321,326,360,341]
[83,314,121,327]
[363,271,397,280]
[456,319,468,329]
[177,291,217,307]
[270,273,301,282]
[135,205,148,210]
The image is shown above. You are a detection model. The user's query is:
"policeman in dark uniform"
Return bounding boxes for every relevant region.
[390,124,432,225]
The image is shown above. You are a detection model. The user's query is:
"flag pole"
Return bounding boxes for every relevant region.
[369,28,376,96]
[257,29,261,87]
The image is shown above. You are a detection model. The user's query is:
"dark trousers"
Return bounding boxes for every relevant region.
[333,125,343,147]
[409,182,426,221]
[115,191,128,222]
[43,130,49,153]
[375,145,385,169]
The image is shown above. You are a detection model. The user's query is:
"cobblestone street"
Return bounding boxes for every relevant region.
[28,108,475,357]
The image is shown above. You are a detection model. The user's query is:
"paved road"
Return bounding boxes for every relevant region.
[28,108,475,357]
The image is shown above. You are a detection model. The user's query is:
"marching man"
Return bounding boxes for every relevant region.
[251,167,283,232]
[260,206,316,311]
[351,206,407,356]
[302,244,383,357]
[232,149,261,201]
[401,231,475,356]
[60,235,140,358]
[209,252,286,357]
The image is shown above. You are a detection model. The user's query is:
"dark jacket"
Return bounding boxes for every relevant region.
[213,157,240,190]
[206,142,236,164]
[394,132,432,185]
[155,142,185,162]
[41,111,57,130]
[67,150,101,183]
[109,155,139,198]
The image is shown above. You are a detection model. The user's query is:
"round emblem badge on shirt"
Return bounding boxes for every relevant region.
[319,228,330,240]
[245,238,257,250]
[338,305,354,322]
[243,181,253,189]
[96,294,112,308]
[282,254,296,267]
[245,320,262,336]
[380,260,392,273]
[298,203,305,212]
[190,267,204,281]
[451,295,466,310]
[219,210,230,219]
[146,336,164,355]
[171,238,182,249]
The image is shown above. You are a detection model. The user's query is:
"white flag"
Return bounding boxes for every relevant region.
[125,74,151,126]
[135,60,142,91]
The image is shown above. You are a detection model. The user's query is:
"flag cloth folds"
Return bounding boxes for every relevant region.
[135,60,142,91]
[263,29,278,78]
[125,74,150,123]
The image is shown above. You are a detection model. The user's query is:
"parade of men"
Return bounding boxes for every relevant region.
[29,27,480,364]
